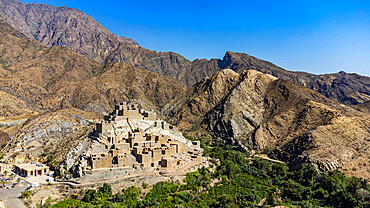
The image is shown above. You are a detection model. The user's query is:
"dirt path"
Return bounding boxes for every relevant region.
[254,154,285,164]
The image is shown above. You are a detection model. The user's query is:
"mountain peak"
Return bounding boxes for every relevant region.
[0,0,138,62]
[0,0,368,105]
[215,68,239,77]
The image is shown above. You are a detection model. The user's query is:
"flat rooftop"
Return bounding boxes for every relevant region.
[14,163,49,171]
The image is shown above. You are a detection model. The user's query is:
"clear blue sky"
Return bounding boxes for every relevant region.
[21,0,370,76]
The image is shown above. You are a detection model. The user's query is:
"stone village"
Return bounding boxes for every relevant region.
[74,102,209,177]
[0,102,209,189]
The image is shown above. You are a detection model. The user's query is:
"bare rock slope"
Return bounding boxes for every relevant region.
[165,69,370,178]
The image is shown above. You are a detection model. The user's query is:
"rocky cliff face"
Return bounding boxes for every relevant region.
[0,0,369,107]
[0,19,185,116]
[164,69,241,129]
[165,69,370,178]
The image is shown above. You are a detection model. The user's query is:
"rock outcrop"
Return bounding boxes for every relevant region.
[205,52,370,105]
[164,69,241,129]
[165,69,370,178]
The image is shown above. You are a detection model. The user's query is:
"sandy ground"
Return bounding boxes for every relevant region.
[29,185,62,207]
[25,175,52,184]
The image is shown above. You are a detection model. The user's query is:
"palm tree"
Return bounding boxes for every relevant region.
[10,173,14,181]
[17,177,21,184]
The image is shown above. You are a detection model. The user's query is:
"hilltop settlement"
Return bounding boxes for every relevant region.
[74,102,209,178]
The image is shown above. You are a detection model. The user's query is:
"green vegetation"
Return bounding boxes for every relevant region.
[90,69,106,77]
[52,143,369,208]
[21,190,32,199]
[0,58,11,70]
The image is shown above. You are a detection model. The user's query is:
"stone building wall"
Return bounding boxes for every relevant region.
[81,102,206,174]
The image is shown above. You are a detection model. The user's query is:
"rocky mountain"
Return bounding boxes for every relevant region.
[0,0,137,62]
[0,19,185,118]
[0,18,186,178]
[0,90,40,120]
[0,0,192,83]
[0,0,368,180]
[0,0,369,107]
[216,52,370,105]
[163,69,243,130]
[165,69,370,178]
[0,18,24,38]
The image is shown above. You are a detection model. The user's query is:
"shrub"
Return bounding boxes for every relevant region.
[21,190,32,199]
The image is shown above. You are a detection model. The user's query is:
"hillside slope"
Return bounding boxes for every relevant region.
[0,0,192,83]
[0,0,137,62]
[165,69,370,178]
[1,109,98,178]
[0,19,185,117]
[0,0,369,106]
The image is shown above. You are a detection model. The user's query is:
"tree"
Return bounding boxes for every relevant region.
[124,186,141,199]
[271,163,287,178]
[142,182,148,189]
[313,187,329,200]
[282,179,306,201]
[292,163,318,186]
[101,201,115,208]
[82,189,96,203]
[98,183,112,197]
[219,194,234,207]
[113,193,125,203]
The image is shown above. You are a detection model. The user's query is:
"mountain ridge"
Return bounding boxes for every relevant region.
[0,0,369,180]
[0,0,369,107]
[0,19,185,118]
[164,68,370,178]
